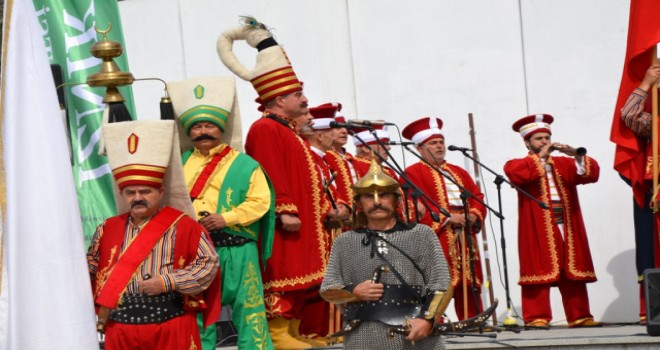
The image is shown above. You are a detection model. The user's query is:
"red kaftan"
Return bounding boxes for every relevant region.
[245,116,330,292]
[404,161,486,287]
[503,154,598,285]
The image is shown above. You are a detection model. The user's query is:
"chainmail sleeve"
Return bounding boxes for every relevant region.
[417,224,451,292]
[320,231,358,303]
[415,224,452,321]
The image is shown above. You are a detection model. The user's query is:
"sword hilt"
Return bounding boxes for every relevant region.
[371,265,390,283]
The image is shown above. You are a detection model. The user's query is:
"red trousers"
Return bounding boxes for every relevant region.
[104,312,201,350]
[521,274,593,323]
[299,287,337,336]
[267,288,337,336]
[265,289,308,319]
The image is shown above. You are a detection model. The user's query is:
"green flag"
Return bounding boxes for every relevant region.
[32,0,136,246]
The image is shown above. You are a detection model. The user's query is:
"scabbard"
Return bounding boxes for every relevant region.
[431,298,498,335]
[386,298,499,338]
[97,306,111,333]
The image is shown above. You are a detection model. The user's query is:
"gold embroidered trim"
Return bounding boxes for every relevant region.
[327,150,355,199]
[519,155,560,283]
[264,134,328,290]
[245,311,269,349]
[275,203,298,213]
[556,158,597,279]
[425,163,481,286]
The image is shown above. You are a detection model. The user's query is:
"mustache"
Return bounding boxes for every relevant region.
[192,134,218,142]
[300,102,308,108]
[300,125,314,134]
[131,200,148,208]
[368,205,393,213]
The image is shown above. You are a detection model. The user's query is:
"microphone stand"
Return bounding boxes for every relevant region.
[377,135,502,337]
[383,140,440,223]
[369,129,452,223]
[453,147,547,329]
[323,171,339,210]
[348,129,450,222]
[399,182,415,221]
[402,146,503,220]
[369,130,450,222]
[401,145,512,335]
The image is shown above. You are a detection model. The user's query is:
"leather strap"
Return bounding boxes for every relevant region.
[95,207,185,309]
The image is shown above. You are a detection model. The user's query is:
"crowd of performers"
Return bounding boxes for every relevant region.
[86,16,660,350]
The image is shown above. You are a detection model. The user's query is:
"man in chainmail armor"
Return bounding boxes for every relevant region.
[321,159,452,349]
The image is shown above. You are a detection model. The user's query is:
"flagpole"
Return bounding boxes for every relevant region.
[0,1,100,346]
[653,43,659,134]
[0,0,15,295]
[653,45,659,212]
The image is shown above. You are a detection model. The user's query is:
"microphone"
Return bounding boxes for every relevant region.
[348,119,396,127]
[447,145,472,152]
[387,141,416,146]
[329,121,366,129]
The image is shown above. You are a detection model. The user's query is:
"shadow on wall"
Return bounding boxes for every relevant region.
[602,248,638,322]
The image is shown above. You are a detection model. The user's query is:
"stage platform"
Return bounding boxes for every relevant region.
[217,323,660,350]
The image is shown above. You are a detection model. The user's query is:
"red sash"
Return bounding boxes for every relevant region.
[189,146,232,199]
[95,207,185,308]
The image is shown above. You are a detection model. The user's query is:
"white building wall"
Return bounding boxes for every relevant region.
[119,0,637,324]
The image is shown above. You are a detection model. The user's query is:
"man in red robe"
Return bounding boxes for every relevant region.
[503,114,601,329]
[325,114,357,205]
[609,1,660,323]
[618,63,660,322]
[305,104,351,212]
[298,103,351,342]
[218,17,346,348]
[88,121,220,350]
[247,95,346,348]
[402,117,486,320]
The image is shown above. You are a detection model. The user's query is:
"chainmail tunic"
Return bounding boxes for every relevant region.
[321,222,450,350]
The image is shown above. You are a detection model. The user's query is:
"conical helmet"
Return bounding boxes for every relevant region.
[352,158,400,198]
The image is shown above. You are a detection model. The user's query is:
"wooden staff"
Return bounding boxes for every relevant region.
[653,46,659,212]
[461,226,469,318]
[467,113,498,325]
[324,171,343,337]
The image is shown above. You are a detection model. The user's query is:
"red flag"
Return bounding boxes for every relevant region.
[611,0,660,206]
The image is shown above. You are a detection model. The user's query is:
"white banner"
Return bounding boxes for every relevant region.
[0,1,98,349]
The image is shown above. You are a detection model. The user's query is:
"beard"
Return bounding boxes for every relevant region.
[529,144,543,154]
[299,124,314,135]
